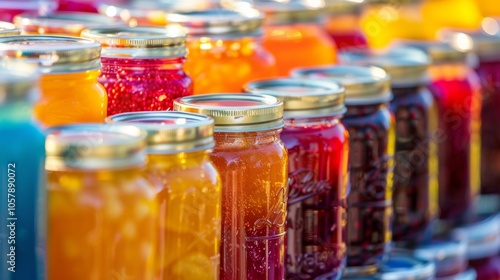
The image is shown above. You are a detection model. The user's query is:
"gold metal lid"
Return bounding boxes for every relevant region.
[0,68,37,105]
[165,8,263,38]
[174,93,284,132]
[0,35,101,74]
[244,78,346,118]
[393,40,468,64]
[339,47,430,88]
[45,124,147,171]
[13,12,126,36]
[291,65,392,105]
[438,29,500,62]
[255,0,326,25]
[107,111,214,154]
[81,26,186,58]
[325,0,363,15]
[0,21,21,36]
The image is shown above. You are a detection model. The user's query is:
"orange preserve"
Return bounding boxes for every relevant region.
[174,94,288,280]
[107,111,222,280]
[0,21,20,36]
[256,0,337,76]
[166,8,277,94]
[13,12,125,36]
[45,124,157,280]
[0,35,107,127]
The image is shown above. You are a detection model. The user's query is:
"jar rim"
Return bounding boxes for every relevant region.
[392,40,468,65]
[255,1,325,25]
[0,21,20,36]
[106,111,215,154]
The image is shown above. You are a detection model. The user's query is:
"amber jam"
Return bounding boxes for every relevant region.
[245,78,349,279]
[292,65,394,275]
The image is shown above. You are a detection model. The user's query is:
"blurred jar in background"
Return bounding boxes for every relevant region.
[0,70,46,280]
[165,7,276,94]
[57,0,99,13]
[255,0,337,76]
[292,65,394,276]
[107,111,222,280]
[340,47,439,246]
[413,240,471,279]
[0,21,20,36]
[376,253,436,280]
[396,41,482,224]
[14,12,126,36]
[421,0,482,37]
[475,0,500,17]
[45,124,156,280]
[0,35,107,127]
[324,0,369,50]
[0,0,57,22]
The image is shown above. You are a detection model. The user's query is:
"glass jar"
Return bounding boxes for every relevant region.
[452,214,500,280]
[255,0,337,76]
[340,47,439,246]
[45,124,156,280]
[324,0,368,51]
[57,0,98,12]
[376,253,436,280]
[292,65,395,276]
[0,0,57,22]
[245,78,349,279]
[0,71,45,280]
[107,111,222,280]
[165,8,276,94]
[0,35,107,127]
[14,12,125,36]
[82,26,192,116]
[0,21,20,36]
[413,240,468,279]
[174,94,288,280]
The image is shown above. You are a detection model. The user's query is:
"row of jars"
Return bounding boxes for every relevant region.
[2,43,500,279]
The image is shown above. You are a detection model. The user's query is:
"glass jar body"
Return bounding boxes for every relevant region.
[428,63,481,221]
[0,100,46,280]
[280,116,349,279]
[263,22,337,76]
[342,104,395,271]
[210,130,288,280]
[100,57,193,116]
[476,59,500,195]
[184,37,276,95]
[390,86,439,245]
[47,167,157,280]
[325,13,368,51]
[145,151,221,280]
[36,70,107,127]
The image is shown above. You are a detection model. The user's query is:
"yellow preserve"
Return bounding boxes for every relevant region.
[45,124,156,280]
[107,111,221,280]
[0,35,107,127]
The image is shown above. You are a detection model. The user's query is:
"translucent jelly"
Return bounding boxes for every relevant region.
[100,57,193,115]
[428,64,481,221]
[324,0,368,51]
[46,125,156,280]
[175,94,288,280]
[82,27,192,116]
[0,72,45,280]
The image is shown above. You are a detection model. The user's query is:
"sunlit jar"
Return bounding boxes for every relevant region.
[244,78,349,279]
[324,0,368,51]
[292,65,395,276]
[107,111,222,280]
[0,21,21,36]
[0,70,45,280]
[0,35,107,127]
[340,47,439,246]
[452,214,500,280]
[0,0,57,22]
[82,26,192,116]
[13,12,125,36]
[255,0,337,76]
[397,41,481,223]
[45,124,156,280]
[413,240,469,279]
[165,8,277,94]
[174,94,288,280]
[376,253,436,280]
